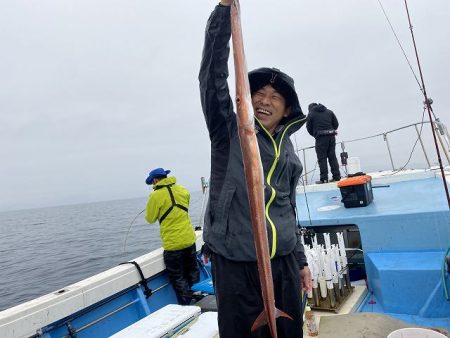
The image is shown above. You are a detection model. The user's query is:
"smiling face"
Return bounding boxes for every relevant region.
[251,84,291,135]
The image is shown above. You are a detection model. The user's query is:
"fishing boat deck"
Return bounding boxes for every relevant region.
[295,169,450,332]
[296,170,449,225]
[312,283,448,337]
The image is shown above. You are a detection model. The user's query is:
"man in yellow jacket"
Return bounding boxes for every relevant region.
[145,167,199,305]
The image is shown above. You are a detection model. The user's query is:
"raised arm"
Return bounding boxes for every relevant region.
[198,4,234,141]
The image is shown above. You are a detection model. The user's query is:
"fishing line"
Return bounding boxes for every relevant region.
[376,0,422,93]
[122,208,145,255]
[299,176,313,227]
[293,133,315,240]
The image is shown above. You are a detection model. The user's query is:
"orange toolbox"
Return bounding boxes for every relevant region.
[337,175,373,208]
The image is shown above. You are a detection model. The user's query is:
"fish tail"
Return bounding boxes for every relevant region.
[250,308,293,332]
[251,310,268,332]
[275,308,293,321]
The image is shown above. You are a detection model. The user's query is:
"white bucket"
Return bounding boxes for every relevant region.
[347,157,361,175]
[387,328,447,338]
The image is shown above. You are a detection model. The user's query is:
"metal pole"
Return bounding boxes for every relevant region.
[414,124,431,167]
[404,0,450,209]
[62,299,140,337]
[383,133,395,171]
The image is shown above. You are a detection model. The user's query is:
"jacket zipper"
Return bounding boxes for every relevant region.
[256,116,307,258]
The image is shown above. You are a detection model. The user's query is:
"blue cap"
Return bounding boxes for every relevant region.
[145,167,171,185]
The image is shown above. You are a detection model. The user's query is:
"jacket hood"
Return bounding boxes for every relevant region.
[153,176,176,190]
[249,67,304,121]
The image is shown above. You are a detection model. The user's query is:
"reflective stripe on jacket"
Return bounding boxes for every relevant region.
[145,177,196,251]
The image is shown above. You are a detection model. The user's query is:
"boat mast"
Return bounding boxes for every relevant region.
[403,0,450,209]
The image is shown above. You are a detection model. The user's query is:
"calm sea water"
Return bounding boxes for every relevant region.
[0,192,205,311]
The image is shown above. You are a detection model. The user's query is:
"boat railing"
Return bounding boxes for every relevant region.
[296,120,450,185]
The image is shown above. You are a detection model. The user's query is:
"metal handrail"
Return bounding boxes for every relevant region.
[297,120,450,184]
[58,282,171,337]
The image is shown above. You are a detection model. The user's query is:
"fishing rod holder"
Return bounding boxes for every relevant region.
[305,230,356,313]
[310,282,353,313]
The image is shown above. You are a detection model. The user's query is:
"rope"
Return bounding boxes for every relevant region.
[118,261,152,298]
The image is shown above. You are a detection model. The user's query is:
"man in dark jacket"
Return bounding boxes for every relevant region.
[199,2,312,338]
[306,103,341,183]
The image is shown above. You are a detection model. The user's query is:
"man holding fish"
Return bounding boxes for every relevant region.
[199,1,312,337]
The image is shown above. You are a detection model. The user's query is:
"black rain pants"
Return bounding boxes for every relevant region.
[211,252,303,338]
[163,243,199,305]
[315,135,341,181]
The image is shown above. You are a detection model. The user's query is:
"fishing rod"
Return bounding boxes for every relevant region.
[403,0,450,209]
[122,208,145,254]
[122,178,210,254]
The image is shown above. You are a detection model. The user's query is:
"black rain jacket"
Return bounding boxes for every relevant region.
[306,103,339,138]
[198,5,307,267]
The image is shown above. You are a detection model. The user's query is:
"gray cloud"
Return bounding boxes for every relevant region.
[1,0,449,211]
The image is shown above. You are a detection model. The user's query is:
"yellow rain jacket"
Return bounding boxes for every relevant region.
[145,176,196,251]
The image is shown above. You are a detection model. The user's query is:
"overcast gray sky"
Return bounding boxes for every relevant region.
[1,0,449,212]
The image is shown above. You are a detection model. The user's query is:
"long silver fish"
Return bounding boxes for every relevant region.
[229,1,292,337]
